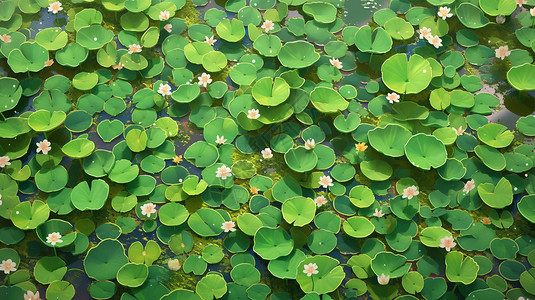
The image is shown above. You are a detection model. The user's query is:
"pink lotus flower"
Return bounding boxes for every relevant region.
[158,83,172,96]
[48,1,63,14]
[314,195,327,207]
[329,58,343,69]
[303,263,319,277]
[0,259,17,274]
[318,175,334,189]
[164,24,173,33]
[427,35,442,48]
[373,208,385,218]
[24,290,41,300]
[140,203,157,218]
[215,135,227,145]
[440,236,456,252]
[261,148,273,159]
[159,10,170,21]
[386,92,400,104]
[221,221,236,232]
[304,138,315,150]
[437,7,453,20]
[0,156,10,168]
[463,179,475,193]
[453,126,465,136]
[495,45,511,60]
[216,165,232,180]
[46,232,63,246]
[247,109,260,119]
[261,20,275,33]
[378,273,390,285]
[198,72,212,88]
[36,139,51,155]
[128,44,142,54]
[418,27,432,39]
[402,185,419,200]
[205,36,217,46]
[0,34,11,43]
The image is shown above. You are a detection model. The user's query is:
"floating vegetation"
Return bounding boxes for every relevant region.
[0,0,534,299]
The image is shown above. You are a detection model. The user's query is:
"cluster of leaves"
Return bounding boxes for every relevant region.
[0,0,535,299]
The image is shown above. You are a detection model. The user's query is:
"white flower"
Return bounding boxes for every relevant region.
[517,0,526,7]
[402,185,419,200]
[463,179,475,193]
[496,15,506,24]
[373,208,385,218]
[495,46,511,60]
[128,44,142,54]
[261,20,275,33]
[140,203,157,218]
[418,27,432,39]
[221,221,236,232]
[24,290,41,300]
[164,24,173,33]
[0,259,16,274]
[48,1,63,14]
[46,232,63,246]
[329,58,343,69]
[158,83,172,96]
[318,175,334,189]
[198,73,212,88]
[453,126,465,136]
[205,36,217,46]
[215,135,227,145]
[386,92,400,104]
[304,139,316,150]
[427,35,443,48]
[303,263,319,277]
[531,8,535,17]
[0,194,2,206]
[247,109,260,119]
[440,236,456,252]
[437,7,453,20]
[168,259,181,271]
[314,195,327,207]
[261,148,273,159]
[159,10,170,21]
[0,156,10,168]
[36,139,51,155]
[377,273,390,285]
[216,165,232,180]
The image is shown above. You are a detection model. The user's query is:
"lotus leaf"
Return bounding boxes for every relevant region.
[456,3,489,29]
[253,227,294,260]
[216,19,245,42]
[404,134,447,170]
[282,197,316,226]
[477,177,513,209]
[252,77,290,106]
[477,123,514,148]
[368,124,411,157]
[445,251,479,284]
[507,63,535,91]
[382,54,432,94]
[76,25,114,50]
[116,263,148,287]
[71,180,109,211]
[7,42,48,73]
[278,41,320,69]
